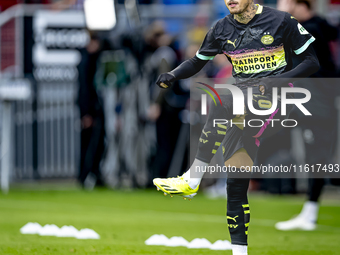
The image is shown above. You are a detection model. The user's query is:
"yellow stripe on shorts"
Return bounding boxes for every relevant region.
[217,130,226,135]
[217,124,227,129]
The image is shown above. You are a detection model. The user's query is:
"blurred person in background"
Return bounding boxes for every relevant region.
[275,0,340,231]
[153,1,320,254]
[187,13,209,46]
[278,0,338,77]
[77,33,109,188]
[121,21,187,183]
[146,23,190,181]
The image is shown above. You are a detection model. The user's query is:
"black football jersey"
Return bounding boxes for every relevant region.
[196,4,315,82]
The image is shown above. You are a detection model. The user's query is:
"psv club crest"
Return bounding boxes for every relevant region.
[261,32,274,45]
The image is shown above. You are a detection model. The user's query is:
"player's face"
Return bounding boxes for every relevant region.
[224,0,252,14]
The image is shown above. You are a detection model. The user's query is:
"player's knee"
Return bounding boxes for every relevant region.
[225,148,253,169]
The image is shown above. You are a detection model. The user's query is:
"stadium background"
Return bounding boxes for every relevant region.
[0,0,339,254]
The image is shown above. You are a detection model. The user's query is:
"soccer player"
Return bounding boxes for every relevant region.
[153,0,320,254]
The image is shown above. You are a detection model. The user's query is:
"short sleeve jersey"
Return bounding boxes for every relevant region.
[196,5,315,81]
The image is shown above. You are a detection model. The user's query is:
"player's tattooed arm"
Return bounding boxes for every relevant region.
[156,56,208,89]
[234,3,258,24]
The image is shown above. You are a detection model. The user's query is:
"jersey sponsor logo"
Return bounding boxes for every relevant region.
[261,35,274,45]
[227,39,237,48]
[224,45,287,75]
[298,23,309,35]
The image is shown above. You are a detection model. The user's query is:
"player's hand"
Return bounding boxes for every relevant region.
[259,85,265,95]
[156,72,176,89]
[258,79,272,95]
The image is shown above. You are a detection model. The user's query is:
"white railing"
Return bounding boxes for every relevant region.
[0,5,81,193]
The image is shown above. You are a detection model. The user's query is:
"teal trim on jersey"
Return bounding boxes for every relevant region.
[196,51,215,60]
[256,4,263,14]
[294,37,315,55]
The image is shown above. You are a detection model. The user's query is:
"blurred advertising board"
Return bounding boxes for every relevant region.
[18,10,89,178]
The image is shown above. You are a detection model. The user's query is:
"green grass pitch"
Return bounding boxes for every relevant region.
[0,188,339,254]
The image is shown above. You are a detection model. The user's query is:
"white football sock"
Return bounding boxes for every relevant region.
[232,244,248,255]
[182,159,208,189]
[299,201,319,223]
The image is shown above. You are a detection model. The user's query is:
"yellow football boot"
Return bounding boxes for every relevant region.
[153,176,199,200]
